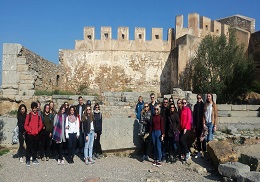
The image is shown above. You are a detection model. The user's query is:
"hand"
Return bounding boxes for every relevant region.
[94,133,97,139]
[49,133,52,138]
[184,129,187,134]
[214,125,217,131]
[86,136,88,141]
[161,136,164,141]
[76,135,79,139]
[66,126,69,129]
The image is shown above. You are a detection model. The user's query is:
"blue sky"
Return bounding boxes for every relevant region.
[1,0,260,85]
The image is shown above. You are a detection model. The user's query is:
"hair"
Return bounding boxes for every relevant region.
[163,98,168,101]
[197,94,202,98]
[31,102,38,109]
[43,104,50,114]
[83,105,94,122]
[169,103,177,113]
[154,104,161,115]
[150,93,155,97]
[141,102,149,115]
[69,106,77,117]
[17,104,27,118]
[78,96,83,100]
[138,96,143,100]
[94,103,100,110]
[58,105,66,116]
[206,93,214,103]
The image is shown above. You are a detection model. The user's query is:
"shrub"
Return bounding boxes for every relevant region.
[0,119,5,143]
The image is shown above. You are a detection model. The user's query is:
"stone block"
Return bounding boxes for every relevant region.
[246,105,260,111]
[16,64,28,71]
[3,43,22,54]
[218,162,250,179]
[218,110,231,117]
[207,141,238,168]
[230,111,259,117]
[17,57,27,64]
[19,73,33,80]
[28,90,35,96]
[2,89,18,96]
[232,105,247,111]
[2,54,17,71]
[218,117,260,124]
[218,104,232,111]
[238,144,260,171]
[238,171,260,182]
[2,71,17,84]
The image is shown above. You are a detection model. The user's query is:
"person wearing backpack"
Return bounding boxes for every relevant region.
[40,104,54,161]
[24,102,43,167]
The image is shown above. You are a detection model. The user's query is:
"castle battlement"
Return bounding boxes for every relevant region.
[75,26,174,51]
[176,13,230,39]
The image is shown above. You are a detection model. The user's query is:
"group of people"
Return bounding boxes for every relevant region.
[135,93,218,167]
[16,96,103,167]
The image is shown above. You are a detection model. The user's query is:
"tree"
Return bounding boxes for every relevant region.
[191,29,255,103]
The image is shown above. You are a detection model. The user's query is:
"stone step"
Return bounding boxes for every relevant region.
[218,117,260,124]
[218,111,259,117]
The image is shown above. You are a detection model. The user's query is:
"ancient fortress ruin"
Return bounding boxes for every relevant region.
[1,13,259,101]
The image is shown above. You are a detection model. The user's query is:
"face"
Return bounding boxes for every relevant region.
[138,97,143,102]
[70,108,75,115]
[86,107,91,114]
[64,102,69,108]
[95,105,99,111]
[144,104,149,111]
[207,94,212,102]
[37,103,41,109]
[169,99,173,103]
[154,107,159,114]
[170,105,175,112]
[45,105,50,113]
[177,100,182,107]
[61,107,65,114]
[32,107,37,114]
[163,100,168,107]
[20,107,26,114]
[78,98,83,105]
[50,102,54,109]
[150,95,155,101]
[197,96,202,102]
[182,99,187,107]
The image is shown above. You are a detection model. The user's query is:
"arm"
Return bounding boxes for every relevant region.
[76,117,80,137]
[160,117,165,136]
[24,114,30,133]
[38,116,43,133]
[213,104,218,130]
[65,117,69,139]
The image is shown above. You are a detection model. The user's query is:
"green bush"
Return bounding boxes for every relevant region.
[34,90,74,96]
[251,81,260,94]
[7,110,17,116]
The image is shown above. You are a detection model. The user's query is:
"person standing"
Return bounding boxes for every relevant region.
[76,96,86,154]
[180,99,192,161]
[17,104,27,163]
[65,106,80,164]
[24,102,43,167]
[193,94,205,158]
[93,103,103,159]
[135,96,144,121]
[150,105,164,167]
[202,93,218,147]
[161,98,170,162]
[49,101,57,115]
[82,106,96,164]
[149,93,158,116]
[53,105,67,165]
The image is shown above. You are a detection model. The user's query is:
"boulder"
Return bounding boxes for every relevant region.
[218,162,250,179]
[207,141,238,168]
[238,171,260,182]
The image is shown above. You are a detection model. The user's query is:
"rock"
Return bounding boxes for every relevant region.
[193,166,207,175]
[82,177,100,182]
[207,141,238,168]
[237,171,260,182]
[218,162,250,179]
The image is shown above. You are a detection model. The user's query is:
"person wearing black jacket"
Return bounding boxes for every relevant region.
[17,104,27,163]
[193,94,205,158]
[76,96,86,153]
[82,105,97,165]
[161,98,170,162]
[167,103,180,163]
[93,103,103,158]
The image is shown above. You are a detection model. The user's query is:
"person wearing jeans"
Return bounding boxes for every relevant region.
[150,104,164,167]
[83,106,97,165]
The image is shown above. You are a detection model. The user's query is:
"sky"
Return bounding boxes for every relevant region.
[1,0,260,85]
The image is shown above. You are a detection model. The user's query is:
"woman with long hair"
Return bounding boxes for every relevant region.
[93,103,103,159]
[65,106,79,164]
[17,104,27,163]
[150,104,164,167]
[52,105,67,165]
[82,105,97,164]
[202,93,218,147]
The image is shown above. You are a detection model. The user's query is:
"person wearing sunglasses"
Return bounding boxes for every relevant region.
[177,99,183,117]
[93,103,103,159]
[167,103,180,163]
[150,105,164,167]
[193,94,205,158]
[140,103,152,161]
[161,98,170,162]
[180,98,192,161]
[148,93,158,115]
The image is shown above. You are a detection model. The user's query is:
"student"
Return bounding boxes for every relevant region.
[49,101,57,115]
[40,104,53,161]
[53,105,67,165]
[149,93,158,115]
[82,105,96,164]
[24,102,43,167]
[161,98,170,162]
[17,104,27,163]
[76,96,86,154]
[93,103,103,159]
[135,96,144,121]
[65,106,80,164]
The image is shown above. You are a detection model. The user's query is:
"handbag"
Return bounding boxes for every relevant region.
[174,130,180,141]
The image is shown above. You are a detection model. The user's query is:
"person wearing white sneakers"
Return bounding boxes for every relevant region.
[17,104,27,163]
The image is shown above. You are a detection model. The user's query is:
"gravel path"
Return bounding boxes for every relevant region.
[0,149,221,182]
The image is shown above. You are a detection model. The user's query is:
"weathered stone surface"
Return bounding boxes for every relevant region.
[238,171,260,182]
[207,141,238,168]
[232,105,247,111]
[218,104,232,111]
[218,117,260,124]
[246,105,260,111]
[218,162,250,179]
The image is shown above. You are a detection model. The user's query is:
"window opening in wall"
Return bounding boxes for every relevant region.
[216,29,219,33]
[155,35,159,39]
[87,35,92,39]
[56,75,60,86]
[122,34,125,39]
[104,33,108,38]
[205,25,208,30]
[139,34,142,39]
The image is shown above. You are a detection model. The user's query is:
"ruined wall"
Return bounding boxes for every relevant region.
[59,27,174,95]
[249,31,260,82]
[1,43,59,100]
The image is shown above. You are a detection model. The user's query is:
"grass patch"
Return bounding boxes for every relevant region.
[7,110,17,116]
[221,127,232,135]
[0,148,9,156]
[34,90,74,96]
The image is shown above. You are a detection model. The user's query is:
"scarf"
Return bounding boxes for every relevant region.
[52,114,63,143]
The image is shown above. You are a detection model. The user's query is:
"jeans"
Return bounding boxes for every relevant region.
[168,137,178,157]
[205,123,214,142]
[180,130,192,154]
[84,130,95,159]
[55,142,64,160]
[39,132,51,158]
[152,130,162,161]
[67,133,77,159]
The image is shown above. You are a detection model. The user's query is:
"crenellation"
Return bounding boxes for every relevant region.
[200,16,211,32]
[211,20,222,35]
[188,13,199,37]
[101,26,112,40]
[84,27,95,40]
[151,28,163,41]
[134,27,146,41]
[118,27,129,40]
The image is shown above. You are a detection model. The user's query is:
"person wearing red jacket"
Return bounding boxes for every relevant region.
[180,99,192,161]
[24,102,43,167]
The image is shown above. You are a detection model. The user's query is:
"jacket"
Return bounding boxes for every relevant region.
[193,101,204,130]
[17,113,26,133]
[140,110,152,133]
[167,112,180,137]
[180,106,192,130]
[24,112,43,136]
[135,101,144,120]
[203,102,218,126]
[93,111,102,132]
[83,115,96,136]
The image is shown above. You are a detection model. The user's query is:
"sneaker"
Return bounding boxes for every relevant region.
[185,152,191,161]
[142,155,146,161]
[57,159,61,165]
[152,160,157,166]
[30,156,33,161]
[26,161,30,167]
[195,152,202,158]
[41,157,45,161]
[19,157,24,163]
[61,160,65,165]
[32,159,39,165]
[156,162,162,167]
[85,159,90,165]
[89,158,95,164]
[46,157,49,161]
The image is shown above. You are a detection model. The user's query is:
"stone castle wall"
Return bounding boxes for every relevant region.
[1,44,59,100]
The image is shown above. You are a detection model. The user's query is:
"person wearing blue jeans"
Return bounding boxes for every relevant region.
[83,106,97,165]
[150,105,164,167]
